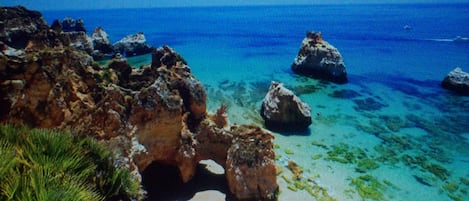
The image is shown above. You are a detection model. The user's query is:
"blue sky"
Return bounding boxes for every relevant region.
[2,0,468,10]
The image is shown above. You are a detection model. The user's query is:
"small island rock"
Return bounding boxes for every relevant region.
[441,67,469,95]
[91,26,115,59]
[261,81,312,131]
[113,32,153,57]
[292,31,347,83]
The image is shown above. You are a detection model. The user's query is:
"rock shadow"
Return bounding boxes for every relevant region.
[142,161,236,201]
[269,127,312,136]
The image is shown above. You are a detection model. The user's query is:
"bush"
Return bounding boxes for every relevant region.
[0,124,142,201]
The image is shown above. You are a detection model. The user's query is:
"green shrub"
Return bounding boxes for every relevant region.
[0,124,142,201]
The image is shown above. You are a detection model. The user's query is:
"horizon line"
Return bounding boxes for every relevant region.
[3,2,469,12]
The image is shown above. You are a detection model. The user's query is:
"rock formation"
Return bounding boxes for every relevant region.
[0,6,278,201]
[0,6,49,49]
[113,32,153,57]
[91,26,114,59]
[261,81,312,131]
[441,67,469,96]
[292,31,347,83]
[61,17,86,32]
[61,31,94,54]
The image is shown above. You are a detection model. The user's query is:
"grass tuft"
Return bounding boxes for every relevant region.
[0,124,143,201]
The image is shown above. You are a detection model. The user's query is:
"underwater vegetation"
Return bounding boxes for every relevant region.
[350,174,386,201]
[279,158,337,201]
[353,97,388,111]
[328,89,362,99]
[0,124,142,201]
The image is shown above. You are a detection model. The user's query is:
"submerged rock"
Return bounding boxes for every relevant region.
[113,32,153,57]
[441,67,469,96]
[261,81,312,131]
[292,31,347,83]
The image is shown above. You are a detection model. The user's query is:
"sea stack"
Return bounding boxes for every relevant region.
[441,67,469,96]
[261,81,312,131]
[291,31,347,83]
[113,32,153,56]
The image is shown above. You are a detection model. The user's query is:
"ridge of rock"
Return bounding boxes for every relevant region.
[0,6,278,201]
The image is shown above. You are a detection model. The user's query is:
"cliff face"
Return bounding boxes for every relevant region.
[0,6,278,200]
[0,6,49,49]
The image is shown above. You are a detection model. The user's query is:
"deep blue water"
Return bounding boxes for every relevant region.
[42,4,469,81]
[42,4,469,201]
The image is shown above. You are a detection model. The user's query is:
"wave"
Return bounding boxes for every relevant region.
[423,36,469,43]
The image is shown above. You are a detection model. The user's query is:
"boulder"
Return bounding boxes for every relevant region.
[292,31,347,83]
[0,6,49,49]
[226,125,278,201]
[61,17,86,32]
[108,53,132,84]
[261,81,312,131]
[113,32,152,57]
[441,67,469,95]
[91,26,114,59]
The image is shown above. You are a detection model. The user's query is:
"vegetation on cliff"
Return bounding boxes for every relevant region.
[0,124,142,201]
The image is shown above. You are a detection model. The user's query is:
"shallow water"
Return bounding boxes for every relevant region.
[43,4,469,200]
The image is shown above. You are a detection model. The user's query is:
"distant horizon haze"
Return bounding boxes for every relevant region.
[2,0,469,11]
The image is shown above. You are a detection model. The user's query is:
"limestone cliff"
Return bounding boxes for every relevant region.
[0,6,278,201]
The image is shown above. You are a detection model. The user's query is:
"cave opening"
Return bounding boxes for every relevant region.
[142,160,235,201]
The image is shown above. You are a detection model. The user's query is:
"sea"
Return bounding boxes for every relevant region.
[42,4,469,201]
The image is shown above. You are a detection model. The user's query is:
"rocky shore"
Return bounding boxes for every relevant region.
[0,6,278,201]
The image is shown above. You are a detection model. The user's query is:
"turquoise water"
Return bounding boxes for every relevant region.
[43,4,469,200]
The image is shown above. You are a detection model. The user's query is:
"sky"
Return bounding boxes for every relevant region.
[2,0,468,10]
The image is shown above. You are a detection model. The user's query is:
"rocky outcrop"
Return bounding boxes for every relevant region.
[114,32,152,57]
[226,125,278,200]
[61,31,94,54]
[61,17,86,32]
[292,31,347,83]
[442,67,469,95]
[0,6,278,200]
[261,81,312,131]
[91,26,114,59]
[0,6,49,49]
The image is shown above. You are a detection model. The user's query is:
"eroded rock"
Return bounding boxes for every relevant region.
[441,67,469,96]
[0,6,49,49]
[261,81,312,131]
[0,6,278,200]
[292,31,347,83]
[226,125,278,201]
[91,26,114,59]
[61,17,86,32]
[114,32,153,57]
